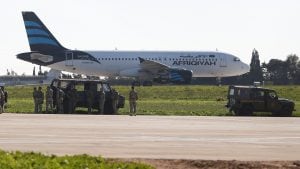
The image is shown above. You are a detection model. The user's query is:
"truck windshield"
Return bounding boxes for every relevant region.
[97,83,110,92]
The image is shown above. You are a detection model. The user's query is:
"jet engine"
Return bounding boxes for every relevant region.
[153,68,192,84]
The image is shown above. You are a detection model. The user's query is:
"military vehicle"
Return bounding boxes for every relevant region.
[50,79,125,114]
[226,85,295,116]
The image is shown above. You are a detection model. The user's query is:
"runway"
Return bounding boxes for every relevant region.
[0,113,299,160]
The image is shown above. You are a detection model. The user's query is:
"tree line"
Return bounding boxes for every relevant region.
[246,49,300,85]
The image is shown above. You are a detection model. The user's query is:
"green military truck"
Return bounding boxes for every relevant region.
[226,85,295,116]
[50,79,125,114]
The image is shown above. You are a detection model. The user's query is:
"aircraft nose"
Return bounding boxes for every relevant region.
[241,63,250,74]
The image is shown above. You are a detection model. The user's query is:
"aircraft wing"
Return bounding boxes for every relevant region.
[138,57,169,74]
[137,57,192,84]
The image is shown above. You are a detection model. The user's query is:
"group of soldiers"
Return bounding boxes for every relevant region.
[33,85,78,114]
[33,86,52,113]
[32,85,138,115]
[85,87,119,114]
[0,86,8,113]
[85,86,107,114]
[32,85,109,114]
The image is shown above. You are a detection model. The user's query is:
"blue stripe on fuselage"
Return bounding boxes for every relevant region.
[29,37,58,46]
[26,29,49,36]
[25,21,41,27]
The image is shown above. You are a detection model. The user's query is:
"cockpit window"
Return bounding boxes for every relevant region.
[233,57,240,61]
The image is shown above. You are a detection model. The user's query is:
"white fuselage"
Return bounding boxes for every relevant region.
[49,50,249,78]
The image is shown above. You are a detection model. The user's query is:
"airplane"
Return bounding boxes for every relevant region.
[17,11,250,85]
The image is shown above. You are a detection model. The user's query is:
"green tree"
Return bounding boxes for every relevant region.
[286,54,299,83]
[248,49,263,83]
[296,61,300,84]
[265,59,288,84]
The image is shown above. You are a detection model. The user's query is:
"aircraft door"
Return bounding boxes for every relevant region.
[65,51,73,66]
[219,54,227,67]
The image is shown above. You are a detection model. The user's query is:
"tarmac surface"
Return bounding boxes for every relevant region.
[0,113,300,161]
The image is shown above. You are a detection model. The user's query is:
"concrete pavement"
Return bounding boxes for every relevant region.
[0,113,299,160]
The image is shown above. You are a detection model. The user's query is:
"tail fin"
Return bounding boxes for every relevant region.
[22,11,66,53]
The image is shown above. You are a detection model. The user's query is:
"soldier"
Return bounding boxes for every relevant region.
[86,88,94,114]
[129,86,138,116]
[0,86,8,108]
[111,88,119,114]
[0,88,4,113]
[33,87,38,113]
[37,86,44,113]
[97,87,105,114]
[66,85,78,113]
[45,86,53,113]
[56,88,65,113]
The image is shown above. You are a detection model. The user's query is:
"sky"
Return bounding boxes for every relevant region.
[0,0,299,75]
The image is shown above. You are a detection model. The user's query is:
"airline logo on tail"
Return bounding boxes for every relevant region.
[18,12,100,66]
[22,11,65,52]
[25,25,59,46]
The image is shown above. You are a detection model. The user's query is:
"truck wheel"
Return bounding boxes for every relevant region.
[280,106,293,117]
[104,103,118,115]
[272,111,281,117]
[234,109,242,116]
[104,103,113,115]
[241,106,253,116]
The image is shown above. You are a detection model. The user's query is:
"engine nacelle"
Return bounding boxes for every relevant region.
[153,68,193,84]
[119,68,140,77]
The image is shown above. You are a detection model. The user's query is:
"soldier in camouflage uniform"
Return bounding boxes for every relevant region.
[0,86,7,113]
[45,86,53,113]
[129,86,138,116]
[0,88,4,113]
[33,87,38,113]
[37,86,44,113]
[66,85,78,113]
[111,88,119,114]
[97,87,105,114]
[56,88,65,113]
[86,88,94,114]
